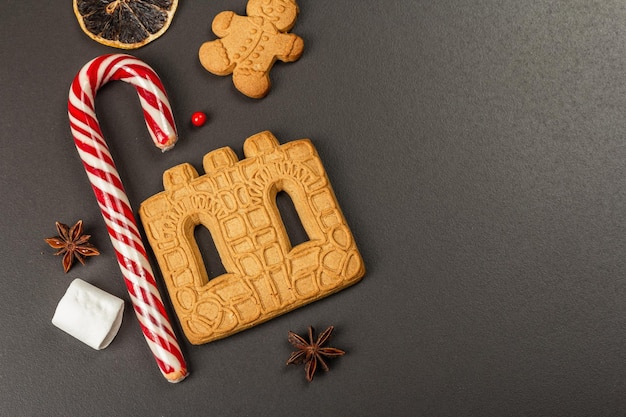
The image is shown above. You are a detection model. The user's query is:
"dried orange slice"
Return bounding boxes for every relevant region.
[73,0,178,49]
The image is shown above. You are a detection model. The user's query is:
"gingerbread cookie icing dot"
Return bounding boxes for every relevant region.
[199,0,304,98]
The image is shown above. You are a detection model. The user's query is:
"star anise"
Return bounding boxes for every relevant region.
[286,326,345,382]
[44,220,100,273]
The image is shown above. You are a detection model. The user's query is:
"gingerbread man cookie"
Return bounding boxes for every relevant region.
[199,0,304,98]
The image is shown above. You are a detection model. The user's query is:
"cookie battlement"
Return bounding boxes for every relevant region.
[139,131,364,345]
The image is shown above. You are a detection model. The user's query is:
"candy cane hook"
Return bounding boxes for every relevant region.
[68,54,187,383]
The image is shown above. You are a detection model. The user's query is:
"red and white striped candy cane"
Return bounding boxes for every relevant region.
[68,54,188,383]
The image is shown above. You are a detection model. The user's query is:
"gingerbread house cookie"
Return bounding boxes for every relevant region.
[198,0,304,98]
[139,131,365,344]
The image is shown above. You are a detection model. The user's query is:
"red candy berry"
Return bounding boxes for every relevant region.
[191,111,207,127]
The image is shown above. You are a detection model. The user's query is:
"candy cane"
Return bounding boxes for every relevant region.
[68,54,187,383]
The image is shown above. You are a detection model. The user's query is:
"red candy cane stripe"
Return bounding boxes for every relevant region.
[68,54,187,383]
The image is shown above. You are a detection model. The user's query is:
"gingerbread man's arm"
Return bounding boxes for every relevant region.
[212,11,236,37]
[274,33,304,63]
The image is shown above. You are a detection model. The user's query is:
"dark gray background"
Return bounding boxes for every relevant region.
[2,0,626,415]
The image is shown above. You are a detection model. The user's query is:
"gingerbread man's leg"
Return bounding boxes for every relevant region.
[230,32,303,98]
[232,67,271,99]
[199,39,235,76]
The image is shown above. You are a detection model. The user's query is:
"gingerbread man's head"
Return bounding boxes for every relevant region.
[246,0,299,32]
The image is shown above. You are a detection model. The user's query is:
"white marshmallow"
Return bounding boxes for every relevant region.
[52,279,124,350]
